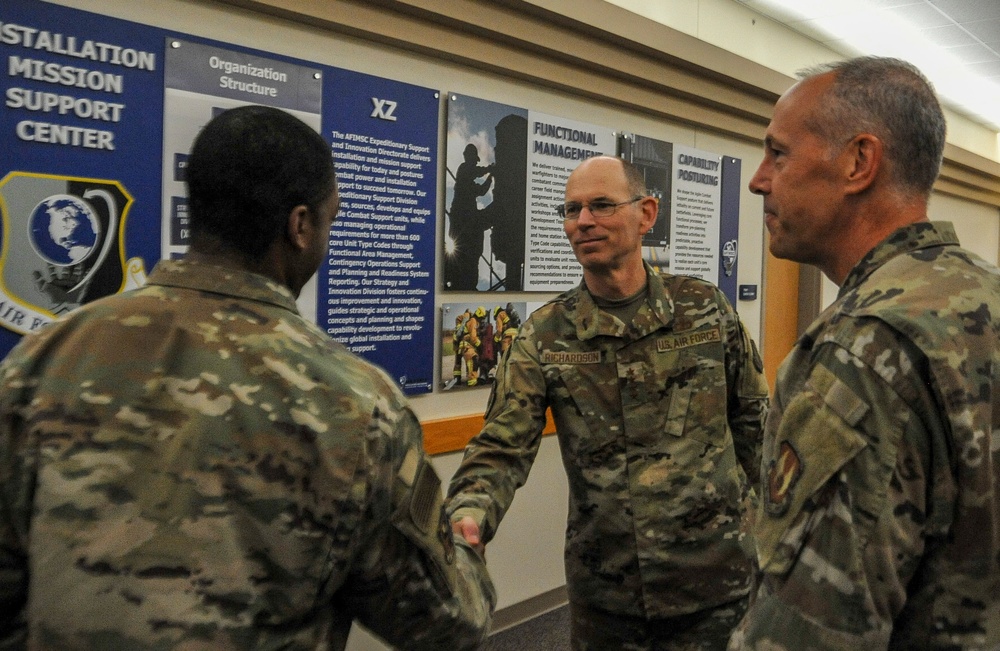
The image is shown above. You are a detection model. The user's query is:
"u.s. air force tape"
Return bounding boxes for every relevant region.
[539,328,721,364]
[656,328,721,352]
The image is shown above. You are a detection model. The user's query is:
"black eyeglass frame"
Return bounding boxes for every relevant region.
[556,195,646,220]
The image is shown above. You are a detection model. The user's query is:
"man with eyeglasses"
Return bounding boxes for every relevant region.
[448,155,769,650]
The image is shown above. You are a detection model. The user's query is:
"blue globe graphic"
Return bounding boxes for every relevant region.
[28,194,100,266]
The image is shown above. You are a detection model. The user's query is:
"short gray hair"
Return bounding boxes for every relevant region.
[798,56,945,197]
[619,157,648,197]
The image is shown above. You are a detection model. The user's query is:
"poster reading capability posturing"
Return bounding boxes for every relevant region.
[670,143,723,283]
[623,133,742,306]
[0,0,438,394]
[444,94,528,292]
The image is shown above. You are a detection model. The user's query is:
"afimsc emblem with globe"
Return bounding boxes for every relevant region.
[28,194,100,265]
[24,188,119,311]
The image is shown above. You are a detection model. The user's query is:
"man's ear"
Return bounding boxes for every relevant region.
[286,204,312,251]
[638,196,659,236]
[844,133,882,195]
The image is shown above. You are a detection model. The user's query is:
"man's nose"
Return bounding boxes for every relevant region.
[748,165,769,195]
[576,204,599,225]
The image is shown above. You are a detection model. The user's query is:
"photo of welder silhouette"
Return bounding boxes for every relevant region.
[444,95,528,292]
[445,144,494,290]
[482,114,527,291]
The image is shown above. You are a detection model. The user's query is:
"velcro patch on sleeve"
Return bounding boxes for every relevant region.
[410,459,443,535]
[824,378,870,427]
[397,447,419,487]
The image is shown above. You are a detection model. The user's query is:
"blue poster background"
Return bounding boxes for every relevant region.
[0,0,165,353]
[1,0,438,393]
[321,70,439,394]
[719,156,742,307]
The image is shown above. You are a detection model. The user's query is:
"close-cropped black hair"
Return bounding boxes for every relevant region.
[186,105,336,257]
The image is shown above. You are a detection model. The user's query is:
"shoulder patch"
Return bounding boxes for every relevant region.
[766,440,803,517]
[410,460,443,535]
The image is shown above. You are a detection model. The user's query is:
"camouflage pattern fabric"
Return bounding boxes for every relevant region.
[571,596,748,651]
[448,262,769,624]
[731,222,1000,650]
[0,259,495,651]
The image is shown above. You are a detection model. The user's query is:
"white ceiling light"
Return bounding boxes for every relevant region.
[744,0,1000,132]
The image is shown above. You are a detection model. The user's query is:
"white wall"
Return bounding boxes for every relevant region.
[930,194,1000,264]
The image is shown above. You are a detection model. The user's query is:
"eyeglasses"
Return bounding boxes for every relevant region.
[556,196,644,220]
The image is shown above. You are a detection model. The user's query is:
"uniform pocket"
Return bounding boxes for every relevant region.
[658,347,728,449]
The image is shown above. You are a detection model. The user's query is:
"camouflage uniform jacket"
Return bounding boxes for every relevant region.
[448,263,769,618]
[0,259,495,651]
[731,222,1000,650]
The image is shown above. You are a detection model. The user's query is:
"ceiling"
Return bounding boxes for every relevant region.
[739,0,1000,130]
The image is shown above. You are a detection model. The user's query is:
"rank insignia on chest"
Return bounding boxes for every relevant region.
[766,440,802,517]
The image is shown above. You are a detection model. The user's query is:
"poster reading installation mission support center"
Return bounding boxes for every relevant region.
[0,0,163,357]
[0,0,438,394]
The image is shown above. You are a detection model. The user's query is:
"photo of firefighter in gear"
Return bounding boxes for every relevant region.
[441,302,526,391]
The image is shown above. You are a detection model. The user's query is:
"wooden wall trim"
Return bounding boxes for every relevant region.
[939,145,1000,207]
[214,0,775,143]
[215,0,1000,206]
[422,410,557,456]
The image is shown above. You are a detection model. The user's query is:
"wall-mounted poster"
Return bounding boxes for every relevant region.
[444,94,528,292]
[621,135,741,304]
[670,143,723,283]
[524,111,616,292]
[718,156,742,303]
[161,39,323,262]
[0,0,438,395]
[444,95,617,293]
[440,301,525,390]
[319,71,439,395]
[622,135,741,306]
[0,0,164,355]
[621,134,672,272]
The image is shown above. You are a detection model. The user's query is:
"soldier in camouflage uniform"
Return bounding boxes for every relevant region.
[448,156,769,650]
[0,106,494,650]
[730,57,1000,650]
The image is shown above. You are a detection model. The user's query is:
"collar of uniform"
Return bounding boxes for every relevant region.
[838,221,959,300]
[574,262,674,340]
[146,259,300,314]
